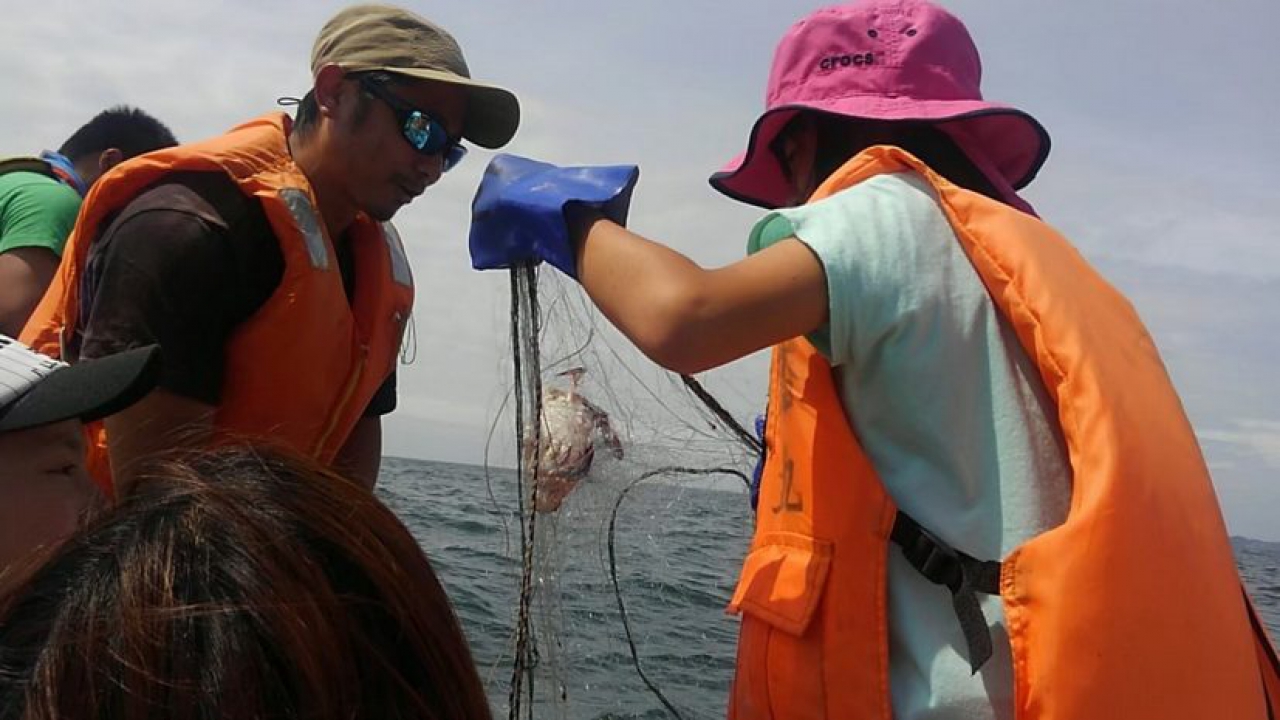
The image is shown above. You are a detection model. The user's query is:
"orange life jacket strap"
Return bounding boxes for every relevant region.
[891,511,1003,674]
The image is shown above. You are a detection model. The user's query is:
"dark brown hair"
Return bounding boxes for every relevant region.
[0,447,492,720]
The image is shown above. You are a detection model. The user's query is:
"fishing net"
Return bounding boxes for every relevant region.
[483,265,763,720]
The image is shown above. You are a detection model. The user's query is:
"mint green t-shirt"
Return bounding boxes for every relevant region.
[0,170,82,256]
[749,172,1072,720]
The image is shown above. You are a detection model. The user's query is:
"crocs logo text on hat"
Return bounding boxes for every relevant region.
[819,53,876,71]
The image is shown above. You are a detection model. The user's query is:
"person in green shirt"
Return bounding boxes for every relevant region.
[0,106,176,335]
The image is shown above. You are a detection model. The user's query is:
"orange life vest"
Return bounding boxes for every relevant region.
[21,113,414,496]
[728,146,1280,719]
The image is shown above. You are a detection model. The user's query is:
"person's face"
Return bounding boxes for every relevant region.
[773,121,820,207]
[0,420,100,574]
[328,75,468,222]
[773,116,900,206]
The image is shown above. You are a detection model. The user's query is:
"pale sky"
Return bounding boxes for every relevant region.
[2,0,1277,538]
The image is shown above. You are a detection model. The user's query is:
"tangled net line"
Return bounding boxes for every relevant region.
[506,265,762,720]
[508,264,544,720]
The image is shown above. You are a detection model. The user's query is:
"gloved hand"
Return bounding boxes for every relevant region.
[469,153,640,279]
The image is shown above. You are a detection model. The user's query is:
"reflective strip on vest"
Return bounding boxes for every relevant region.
[279,188,330,270]
[381,221,413,288]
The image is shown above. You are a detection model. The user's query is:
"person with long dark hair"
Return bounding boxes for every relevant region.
[0,446,492,720]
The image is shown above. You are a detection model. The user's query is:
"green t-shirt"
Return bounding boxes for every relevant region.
[0,169,81,256]
[749,172,1071,720]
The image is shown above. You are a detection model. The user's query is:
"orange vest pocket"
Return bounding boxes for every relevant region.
[729,531,833,633]
[728,532,834,720]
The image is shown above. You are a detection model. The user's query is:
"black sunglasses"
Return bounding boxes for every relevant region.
[358,77,467,172]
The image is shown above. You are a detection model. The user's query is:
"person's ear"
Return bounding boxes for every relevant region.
[97,148,124,174]
[312,64,348,118]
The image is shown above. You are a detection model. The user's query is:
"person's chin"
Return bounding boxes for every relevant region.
[364,202,400,223]
[368,189,422,221]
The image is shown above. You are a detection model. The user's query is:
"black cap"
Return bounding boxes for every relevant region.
[0,337,161,433]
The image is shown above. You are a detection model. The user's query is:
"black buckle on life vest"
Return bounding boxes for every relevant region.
[891,512,1003,675]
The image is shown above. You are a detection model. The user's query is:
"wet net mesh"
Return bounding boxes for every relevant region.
[488,265,762,720]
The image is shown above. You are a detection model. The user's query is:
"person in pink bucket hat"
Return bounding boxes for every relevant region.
[468,1,1280,718]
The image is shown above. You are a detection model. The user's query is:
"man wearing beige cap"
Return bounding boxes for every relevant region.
[21,4,519,499]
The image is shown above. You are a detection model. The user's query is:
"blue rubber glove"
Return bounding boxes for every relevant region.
[469,153,640,279]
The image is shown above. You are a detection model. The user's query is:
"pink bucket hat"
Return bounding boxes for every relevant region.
[710,0,1050,209]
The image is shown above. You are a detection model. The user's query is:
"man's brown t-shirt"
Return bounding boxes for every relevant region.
[77,171,395,416]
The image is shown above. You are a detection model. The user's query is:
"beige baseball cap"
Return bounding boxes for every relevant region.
[311,4,520,149]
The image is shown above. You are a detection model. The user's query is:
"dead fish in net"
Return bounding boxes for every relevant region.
[527,367,624,513]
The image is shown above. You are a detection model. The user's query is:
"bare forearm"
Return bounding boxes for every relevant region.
[575,217,712,366]
[0,248,59,337]
[574,217,829,373]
